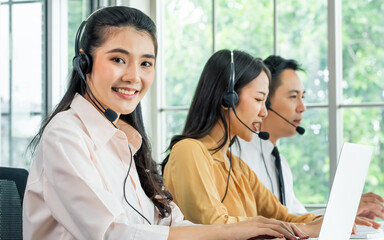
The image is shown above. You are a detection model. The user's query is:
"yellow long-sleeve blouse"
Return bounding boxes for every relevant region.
[163,135,319,225]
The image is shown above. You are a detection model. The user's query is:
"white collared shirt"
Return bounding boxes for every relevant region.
[232,137,307,215]
[23,94,192,240]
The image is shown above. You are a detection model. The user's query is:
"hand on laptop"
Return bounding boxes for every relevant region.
[352,216,382,234]
[357,192,384,219]
[240,216,310,240]
[293,216,323,238]
[292,216,381,238]
[228,216,310,240]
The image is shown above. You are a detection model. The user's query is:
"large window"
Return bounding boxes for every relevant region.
[158,0,384,205]
[0,0,91,168]
[342,0,384,197]
[0,1,145,169]
[1,0,45,168]
[51,0,92,108]
[159,0,273,155]
[2,0,383,205]
[277,0,329,204]
[160,0,213,151]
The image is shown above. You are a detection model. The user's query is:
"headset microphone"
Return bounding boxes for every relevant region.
[258,131,270,140]
[296,125,305,135]
[268,107,305,135]
[104,108,118,123]
[231,108,270,140]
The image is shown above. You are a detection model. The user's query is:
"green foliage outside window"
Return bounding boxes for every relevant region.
[342,0,384,197]
[277,0,329,204]
[163,0,384,204]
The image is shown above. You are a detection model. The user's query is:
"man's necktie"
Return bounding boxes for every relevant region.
[272,146,286,205]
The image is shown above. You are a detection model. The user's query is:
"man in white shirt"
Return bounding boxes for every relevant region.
[233,55,384,218]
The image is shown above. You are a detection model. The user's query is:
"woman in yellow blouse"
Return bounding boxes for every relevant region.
[162,49,323,237]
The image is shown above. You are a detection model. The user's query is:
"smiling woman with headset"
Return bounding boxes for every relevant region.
[162,49,326,238]
[22,6,315,240]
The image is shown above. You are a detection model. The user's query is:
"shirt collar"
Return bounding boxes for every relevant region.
[70,94,142,153]
[116,120,142,155]
[200,134,224,159]
[199,134,234,166]
[261,138,275,155]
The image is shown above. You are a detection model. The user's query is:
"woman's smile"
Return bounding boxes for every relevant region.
[112,87,139,100]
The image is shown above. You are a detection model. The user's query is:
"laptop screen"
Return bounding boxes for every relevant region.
[317,143,373,240]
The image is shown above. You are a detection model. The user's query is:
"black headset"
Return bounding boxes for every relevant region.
[72,20,118,123]
[222,51,239,110]
[221,51,269,140]
[220,51,236,203]
[73,21,93,83]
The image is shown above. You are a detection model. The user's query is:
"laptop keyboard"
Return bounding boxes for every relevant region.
[350,223,384,239]
[305,223,384,240]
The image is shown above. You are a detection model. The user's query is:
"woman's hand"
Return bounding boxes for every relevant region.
[357,192,384,219]
[291,214,382,238]
[292,216,323,238]
[170,216,312,240]
[227,216,309,240]
[352,216,382,234]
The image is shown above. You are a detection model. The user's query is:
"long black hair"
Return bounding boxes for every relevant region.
[29,6,172,218]
[162,49,270,171]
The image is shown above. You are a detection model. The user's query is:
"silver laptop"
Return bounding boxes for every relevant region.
[308,142,373,240]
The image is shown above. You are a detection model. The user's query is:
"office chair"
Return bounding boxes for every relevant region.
[0,167,29,240]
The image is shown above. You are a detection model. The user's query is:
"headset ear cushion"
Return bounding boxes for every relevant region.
[232,92,239,106]
[72,56,82,74]
[72,53,92,80]
[79,53,92,74]
[222,92,239,109]
[72,53,92,81]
